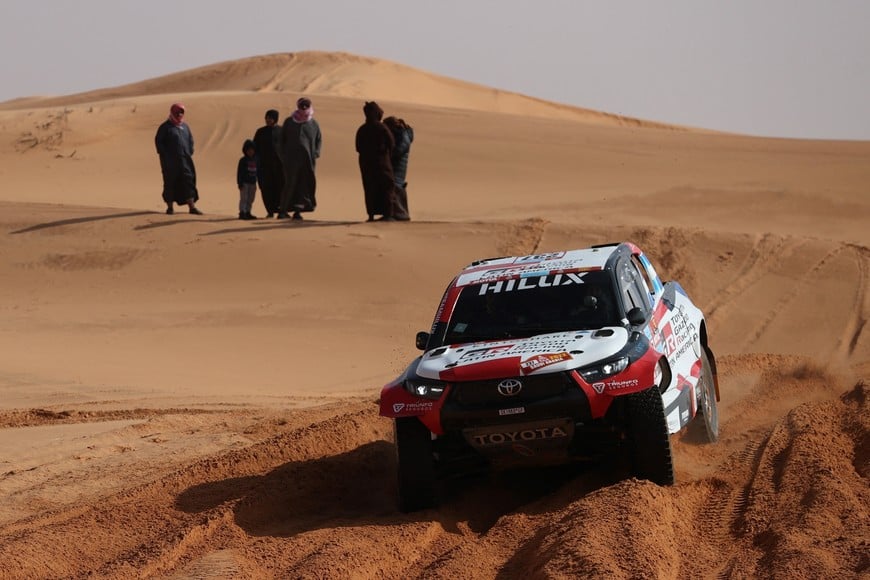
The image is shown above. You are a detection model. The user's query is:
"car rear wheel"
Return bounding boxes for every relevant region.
[394,417,436,512]
[698,348,719,443]
[624,385,675,485]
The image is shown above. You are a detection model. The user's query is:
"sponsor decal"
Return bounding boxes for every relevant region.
[498,406,525,416]
[470,261,589,283]
[471,426,569,446]
[458,251,605,287]
[433,286,460,324]
[654,294,675,320]
[497,378,523,396]
[514,252,567,263]
[520,352,572,374]
[649,299,671,336]
[478,272,588,295]
[459,337,576,362]
[461,344,516,361]
[659,304,697,360]
[603,378,639,392]
[392,401,434,414]
[591,378,640,394]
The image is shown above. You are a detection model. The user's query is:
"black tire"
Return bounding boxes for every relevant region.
[394,417,437,512]
[698,348,720,443]
[624,385,675,485]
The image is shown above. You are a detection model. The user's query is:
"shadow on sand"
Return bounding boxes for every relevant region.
[198,219,364,236]
[175,440,610,538]
[133,216,238,231]
[10,210,156,234]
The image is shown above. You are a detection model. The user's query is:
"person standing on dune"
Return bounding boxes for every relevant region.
[237,139,259,220]
[154,103,203,215]
[355,101,397,221]
[252,109,284,218]
[383,116,413,221]
[277,97,321,220]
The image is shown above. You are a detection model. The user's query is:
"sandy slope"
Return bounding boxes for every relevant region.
[0,52,687,129]
[0,52,867,579]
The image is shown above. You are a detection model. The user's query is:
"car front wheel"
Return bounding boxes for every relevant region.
[698,348,719,443]
[624,385,675,485]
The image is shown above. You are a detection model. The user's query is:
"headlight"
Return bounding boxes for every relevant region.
[578,356,629,382]
[404,378,447,400]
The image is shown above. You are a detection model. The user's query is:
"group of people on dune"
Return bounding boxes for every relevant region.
[355,100,413,222]
[154,98,414,222]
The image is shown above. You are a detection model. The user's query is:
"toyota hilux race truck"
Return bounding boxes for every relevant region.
[379,242,720,512]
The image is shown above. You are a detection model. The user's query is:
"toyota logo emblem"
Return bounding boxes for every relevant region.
[497,378,523,397]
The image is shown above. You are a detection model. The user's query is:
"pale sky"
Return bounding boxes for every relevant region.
[2,0,868,140]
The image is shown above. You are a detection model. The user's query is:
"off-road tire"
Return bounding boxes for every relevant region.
[394,417,437,512]
[624,385,675,485]
[698,348,720,443]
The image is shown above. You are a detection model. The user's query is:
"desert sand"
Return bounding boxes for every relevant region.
[0,51,867,579]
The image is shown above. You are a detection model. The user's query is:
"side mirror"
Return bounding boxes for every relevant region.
[627,307,646,326]
[415,331,430,351]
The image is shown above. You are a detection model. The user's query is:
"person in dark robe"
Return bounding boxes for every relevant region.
[277,97,321,220]
[383,116,414,221]
[154,103,202,215]
[252,109,284,218]
[355,101,397,221]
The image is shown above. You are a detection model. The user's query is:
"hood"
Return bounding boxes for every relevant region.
[417,328,629,382]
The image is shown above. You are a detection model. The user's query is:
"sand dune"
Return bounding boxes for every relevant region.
[0,52,686,129]
[0,52,867,578]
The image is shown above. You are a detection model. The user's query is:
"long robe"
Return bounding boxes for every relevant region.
[278,118,321,214]
[389,126,414,220]
[355,120,396,218]
[253,123,284,215]
[155,120,198,205]
[390,126,414,186]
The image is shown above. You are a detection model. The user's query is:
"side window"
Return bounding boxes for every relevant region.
[630,256,655,307]
[617,259,651,316]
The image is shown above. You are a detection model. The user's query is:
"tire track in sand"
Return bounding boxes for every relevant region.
[705,233,789,320]
[706,439,767,579]
[739,243,849,353]
[840,244,870,358]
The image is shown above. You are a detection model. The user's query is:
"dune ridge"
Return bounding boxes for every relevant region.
[0,51,690,129]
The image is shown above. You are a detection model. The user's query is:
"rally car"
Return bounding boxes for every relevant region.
[379,242,720,512]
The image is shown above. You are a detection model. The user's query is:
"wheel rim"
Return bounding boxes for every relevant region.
[701,356,719,439]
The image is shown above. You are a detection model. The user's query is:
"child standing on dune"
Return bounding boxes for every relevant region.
[237,139,258,220]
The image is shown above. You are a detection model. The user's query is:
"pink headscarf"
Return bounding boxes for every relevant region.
[291,97,314,123]
[169,103,185,126]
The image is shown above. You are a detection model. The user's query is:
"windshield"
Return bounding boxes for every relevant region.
[443,270,620,344]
